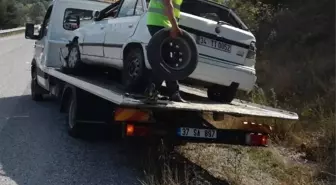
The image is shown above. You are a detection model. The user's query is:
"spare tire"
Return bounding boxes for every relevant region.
[146,28,198,81]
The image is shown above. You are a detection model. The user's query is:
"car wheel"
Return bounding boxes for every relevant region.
[31,65,43,101]
[62,41,82,74]
[207,84,238,104]
[122,48,149,93]
[146,28,198,81]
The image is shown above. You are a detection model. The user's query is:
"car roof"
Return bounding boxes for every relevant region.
[184,0,231,10]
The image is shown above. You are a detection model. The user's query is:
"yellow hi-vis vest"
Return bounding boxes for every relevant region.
[147,0,183,28]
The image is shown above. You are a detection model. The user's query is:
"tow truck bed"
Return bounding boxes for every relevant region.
[45,68,298,120]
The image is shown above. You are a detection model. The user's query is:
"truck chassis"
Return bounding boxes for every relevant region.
[32,64,298,147]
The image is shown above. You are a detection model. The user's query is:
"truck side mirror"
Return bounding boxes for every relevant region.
[25,23,38,40]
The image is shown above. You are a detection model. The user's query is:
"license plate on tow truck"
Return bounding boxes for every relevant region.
[178,127,217,139]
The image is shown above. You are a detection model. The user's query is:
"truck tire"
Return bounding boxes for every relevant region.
[207,84,238,104]
[62,41,82,74]
[146,28,198,81]
[31,65,43,101]
[66,95,82,138]
[122,48,149,93]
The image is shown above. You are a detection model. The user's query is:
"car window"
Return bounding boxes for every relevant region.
[63,8,93,31]
[134,0,144,15]
[96,1,121,21]
[181,0,249,31]
[117,0,138,17]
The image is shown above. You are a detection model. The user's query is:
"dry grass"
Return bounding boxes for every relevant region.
[139,88,334,185]
[138,139,230,185]
[139,141,328,185]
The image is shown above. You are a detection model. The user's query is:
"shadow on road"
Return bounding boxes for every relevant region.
[0,94,229,185]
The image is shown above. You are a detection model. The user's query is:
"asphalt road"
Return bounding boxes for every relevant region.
[0,35,141,185]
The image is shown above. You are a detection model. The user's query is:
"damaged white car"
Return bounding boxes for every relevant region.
[63,0,257,103]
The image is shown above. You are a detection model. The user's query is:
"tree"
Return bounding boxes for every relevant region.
[0,0,21,29]
[29,1,46,24]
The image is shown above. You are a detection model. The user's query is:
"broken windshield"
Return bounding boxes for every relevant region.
[181,0,249,31]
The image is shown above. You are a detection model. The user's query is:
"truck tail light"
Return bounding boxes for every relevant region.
[126,124,150,137]
[126,124,135,136]
[245,133,268,146]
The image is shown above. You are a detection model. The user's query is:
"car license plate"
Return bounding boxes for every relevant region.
[178,127,217,139]
[197,36,232,53]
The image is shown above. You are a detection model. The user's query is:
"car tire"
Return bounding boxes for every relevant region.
[146,28,198,81]
[62,41,82,74]
[207,84,238,104]
[31,65,43,101]
[122,48,149,93]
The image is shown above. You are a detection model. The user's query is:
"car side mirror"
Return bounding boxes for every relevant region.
[93,10,100,20]
[25,23,39,40]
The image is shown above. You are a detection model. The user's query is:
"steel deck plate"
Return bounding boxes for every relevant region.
[46,68,298,120]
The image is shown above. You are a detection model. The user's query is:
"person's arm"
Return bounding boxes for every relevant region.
[163,0,182,38]
[163,0,178,29]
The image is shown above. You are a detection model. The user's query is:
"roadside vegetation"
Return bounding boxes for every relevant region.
[1,0,333,184]
[141,0,335,184]
[0,0,49,30]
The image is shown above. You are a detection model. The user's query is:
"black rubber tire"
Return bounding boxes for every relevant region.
[122,48,149,93]
[66,95,82,138]
[31,65,43,101]
[146,28,198,81]
[207,85,238,104]
[62,41,82,74]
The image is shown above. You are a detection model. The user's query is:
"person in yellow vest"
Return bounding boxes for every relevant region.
[145,0,185,102]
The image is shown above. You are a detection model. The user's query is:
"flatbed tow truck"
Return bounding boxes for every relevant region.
[33,66,299,147]
[25,0,298,148]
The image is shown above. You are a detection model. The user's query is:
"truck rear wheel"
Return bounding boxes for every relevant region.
[66,95,82,138]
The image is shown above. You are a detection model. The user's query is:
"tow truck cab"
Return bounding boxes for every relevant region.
[25,0,108,90]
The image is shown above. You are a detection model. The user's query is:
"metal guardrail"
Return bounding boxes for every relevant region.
[0,25,40,37]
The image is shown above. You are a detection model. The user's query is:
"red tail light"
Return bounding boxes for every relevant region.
[245,133,268,146]
[126,124,150,137]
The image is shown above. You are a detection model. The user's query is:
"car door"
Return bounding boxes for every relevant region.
[104,0,144,61]
[82,19,108,57]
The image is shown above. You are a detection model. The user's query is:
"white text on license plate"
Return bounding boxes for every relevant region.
[197,36,232,53]
[178,127,217,139]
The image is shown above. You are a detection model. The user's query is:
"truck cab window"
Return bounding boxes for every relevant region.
[39,6,53,39]
[63,8,93,31]
[44,18,50,36]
